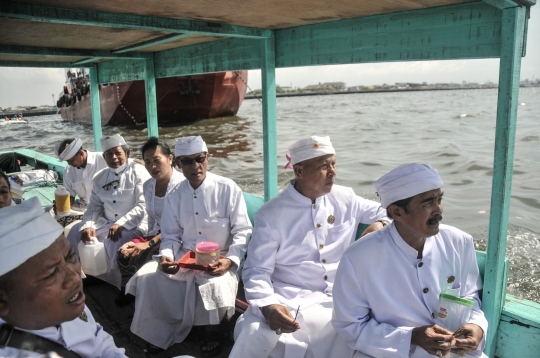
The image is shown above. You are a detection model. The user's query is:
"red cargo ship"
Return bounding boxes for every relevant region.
[57,70,248,126]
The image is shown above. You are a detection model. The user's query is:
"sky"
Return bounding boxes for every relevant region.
[0,5,538,109]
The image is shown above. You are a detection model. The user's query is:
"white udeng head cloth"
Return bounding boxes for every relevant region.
[0,196,63,276]
[373,163,444,209]
[175,136,208,156]
[100,134,127,152]
[54,137,82,161]
[288,136,335,166]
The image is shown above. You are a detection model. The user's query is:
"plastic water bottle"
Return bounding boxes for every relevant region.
[54,185,71,216]
[78,237,108,276]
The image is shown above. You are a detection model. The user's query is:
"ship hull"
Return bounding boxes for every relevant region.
[59,71,247,126]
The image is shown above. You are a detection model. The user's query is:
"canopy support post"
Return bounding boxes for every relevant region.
[89,64,103,151]
[261,33,278,202]
[483,6,525,357]
[145,54,159,138]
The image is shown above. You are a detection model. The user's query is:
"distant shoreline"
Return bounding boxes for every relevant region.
[1,108,58,118]
[245,84,540,100]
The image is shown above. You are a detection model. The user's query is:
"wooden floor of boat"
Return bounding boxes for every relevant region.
[84,279,235,358]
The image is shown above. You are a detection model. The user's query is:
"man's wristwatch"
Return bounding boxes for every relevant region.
[148,238,157,247]
[377,219,391,227]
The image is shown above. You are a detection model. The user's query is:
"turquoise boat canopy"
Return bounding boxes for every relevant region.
[0,1,538,357]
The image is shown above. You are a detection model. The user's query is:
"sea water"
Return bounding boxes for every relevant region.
[1,87,539,302]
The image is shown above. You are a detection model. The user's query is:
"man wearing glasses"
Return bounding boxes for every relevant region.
[127,135,252,355]
[66,134,150,289]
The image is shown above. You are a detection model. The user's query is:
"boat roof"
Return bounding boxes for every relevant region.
[0,0,535,82]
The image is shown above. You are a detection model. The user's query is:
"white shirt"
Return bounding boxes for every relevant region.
[332,223,488,358]
[243,181,387,316]
[81,160,150,232]
[159,171,252,268]
[63,151,108,206]
[0,306,127,358]
[143,169,184,236]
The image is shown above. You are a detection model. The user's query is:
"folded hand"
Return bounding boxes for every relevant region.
[207,258,232,276]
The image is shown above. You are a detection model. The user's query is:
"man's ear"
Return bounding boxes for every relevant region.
[0,289,10,318]
[126,148,131,158]
[293,164,304,179]
[388,205,404,222]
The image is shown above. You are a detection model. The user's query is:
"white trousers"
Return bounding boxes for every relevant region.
[126,261,236,349]
[231,297,354,358]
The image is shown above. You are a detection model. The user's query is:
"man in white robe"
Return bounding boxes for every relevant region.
[0,197,127,358]
[332,163,488,358]
[231,136,388,358]
[66,134,150,288]
[127,135,252,352]
[54,137,107,210]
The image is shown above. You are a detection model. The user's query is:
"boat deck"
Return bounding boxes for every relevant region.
[84,278,235,358]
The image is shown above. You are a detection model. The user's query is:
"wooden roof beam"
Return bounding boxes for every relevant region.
[0,60,68,68]
[113,34,191,53]
[0,45,146,60]
[72,57,102,65]
[0,0,271,39]
[482,0,536,9]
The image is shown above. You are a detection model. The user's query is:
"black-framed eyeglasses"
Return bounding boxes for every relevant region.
[176,155,207,166]
[102,179,120,191]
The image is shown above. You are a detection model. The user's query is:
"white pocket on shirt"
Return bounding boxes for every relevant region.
[201,217,230,249]
[326,220,353,244]
[444,285,461,297]
[119,188,134,195]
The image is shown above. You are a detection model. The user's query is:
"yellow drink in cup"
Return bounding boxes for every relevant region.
[55,185,71,216]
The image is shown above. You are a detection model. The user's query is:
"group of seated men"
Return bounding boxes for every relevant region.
[0,133,487,358]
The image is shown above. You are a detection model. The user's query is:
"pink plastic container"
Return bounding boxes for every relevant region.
[195,241,220,266]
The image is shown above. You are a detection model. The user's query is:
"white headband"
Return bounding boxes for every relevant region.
[100,134,127,152]
[373,163,444,208]
[288,136,335,166]
[175,136,208,156]
[0,197,63,276]
[55,138,82,161]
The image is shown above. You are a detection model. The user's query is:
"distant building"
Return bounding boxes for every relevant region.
[277,86,294,93]
[303,82,347,91]
[303,84,322,91]
[322,82,347,90]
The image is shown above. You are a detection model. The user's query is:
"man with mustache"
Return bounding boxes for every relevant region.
[332,163,487,358]
[66,134,150,289]
[0,197,127,357]
[231,136,388,358]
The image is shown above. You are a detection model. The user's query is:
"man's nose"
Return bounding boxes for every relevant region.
[63,262,81,289]
[328,165,337,176]
[434,201,443,214]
